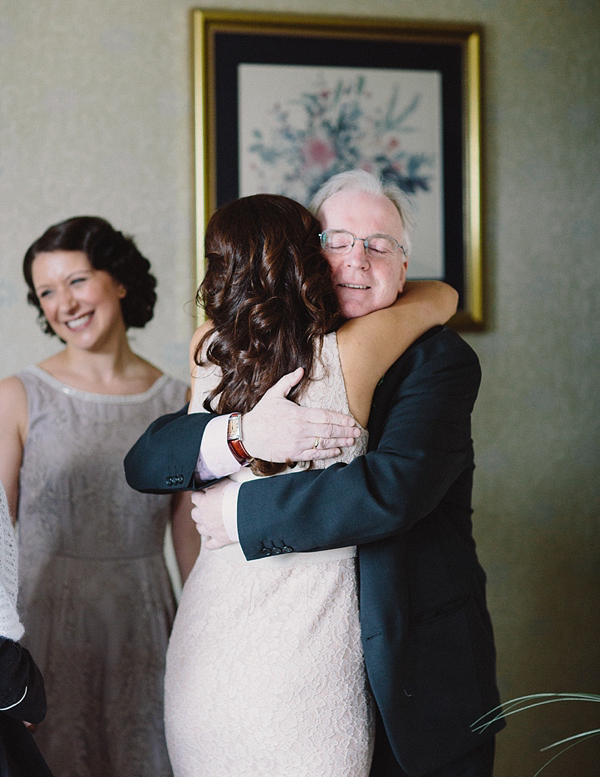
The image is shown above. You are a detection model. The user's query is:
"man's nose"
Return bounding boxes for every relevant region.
[345,240,369,268]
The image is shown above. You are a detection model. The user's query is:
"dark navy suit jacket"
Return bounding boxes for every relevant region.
[124,326,504,775]
[0,638,53,777]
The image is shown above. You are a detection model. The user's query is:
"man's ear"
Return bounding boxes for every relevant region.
[398,260,408,293]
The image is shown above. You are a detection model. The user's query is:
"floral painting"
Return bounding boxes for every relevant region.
[239,64,444,278]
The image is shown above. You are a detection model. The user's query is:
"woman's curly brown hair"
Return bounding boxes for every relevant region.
[195,194,342,476]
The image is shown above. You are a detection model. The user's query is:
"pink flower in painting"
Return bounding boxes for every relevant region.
[303,137,336,168]
[384,135,401,152]
[247,76,432,200]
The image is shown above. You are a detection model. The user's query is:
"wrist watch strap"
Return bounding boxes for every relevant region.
[227,412,251,466]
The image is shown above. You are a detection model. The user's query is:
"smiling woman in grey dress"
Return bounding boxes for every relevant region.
[0,216,198,777]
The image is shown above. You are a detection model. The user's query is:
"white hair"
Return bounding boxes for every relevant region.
[309,169,416,257]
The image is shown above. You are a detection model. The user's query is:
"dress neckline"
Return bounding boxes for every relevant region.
[24,364,170,404]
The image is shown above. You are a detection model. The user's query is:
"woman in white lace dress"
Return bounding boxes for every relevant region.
[0,480,54,777]
[0,217,199,777]
[164,194,457,776]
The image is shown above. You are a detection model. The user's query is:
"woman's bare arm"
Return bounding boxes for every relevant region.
[337,281,458,426]
[170,490,200,584]
[187,320,214,413]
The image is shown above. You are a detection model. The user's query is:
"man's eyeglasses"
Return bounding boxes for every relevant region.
[319,229,406,259]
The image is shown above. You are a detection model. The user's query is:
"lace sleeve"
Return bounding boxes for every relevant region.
[0,482,24,641]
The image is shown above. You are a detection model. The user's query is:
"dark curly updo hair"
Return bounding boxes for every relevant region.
[23,215,157,336]
[196,194,342,476]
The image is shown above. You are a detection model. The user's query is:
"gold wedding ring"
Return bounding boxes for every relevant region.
[313,436,320,449]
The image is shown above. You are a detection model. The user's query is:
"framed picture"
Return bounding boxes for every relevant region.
[192,10,484,328]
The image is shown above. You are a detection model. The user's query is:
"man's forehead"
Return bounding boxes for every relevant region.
[318,189,404,236]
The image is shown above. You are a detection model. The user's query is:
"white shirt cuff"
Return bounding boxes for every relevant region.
[222,481,240,542]
[195,415,242,480]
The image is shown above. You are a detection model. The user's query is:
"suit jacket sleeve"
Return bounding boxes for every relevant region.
[238,327,481,559]
[124,404,218,493]
[0,638,46,724]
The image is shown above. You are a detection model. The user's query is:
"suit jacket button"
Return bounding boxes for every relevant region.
[166,476,173,486]
[177,475,184,484]
[261,548,272,557]
[282,546,293,553]
[271,547,282,555]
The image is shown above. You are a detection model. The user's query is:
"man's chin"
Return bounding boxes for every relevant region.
[338,288,399,319]
[340,302,378,319]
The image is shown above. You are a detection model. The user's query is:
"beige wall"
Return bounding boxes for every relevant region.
[1,0,599,774]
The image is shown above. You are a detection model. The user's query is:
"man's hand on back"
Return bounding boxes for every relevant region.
[191,483,233,550]
[242,368,359,463]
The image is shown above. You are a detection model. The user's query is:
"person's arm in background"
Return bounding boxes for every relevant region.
[169,491,199,585]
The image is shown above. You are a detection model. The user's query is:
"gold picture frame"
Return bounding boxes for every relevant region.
[192,10,484,329]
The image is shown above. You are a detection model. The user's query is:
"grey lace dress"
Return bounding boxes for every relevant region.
[16,366,188,777]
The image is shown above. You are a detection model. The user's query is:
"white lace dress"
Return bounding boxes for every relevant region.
[164,332,374,776]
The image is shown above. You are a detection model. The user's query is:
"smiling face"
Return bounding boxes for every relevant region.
[317,188,408,319]
[31,250,127,349]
